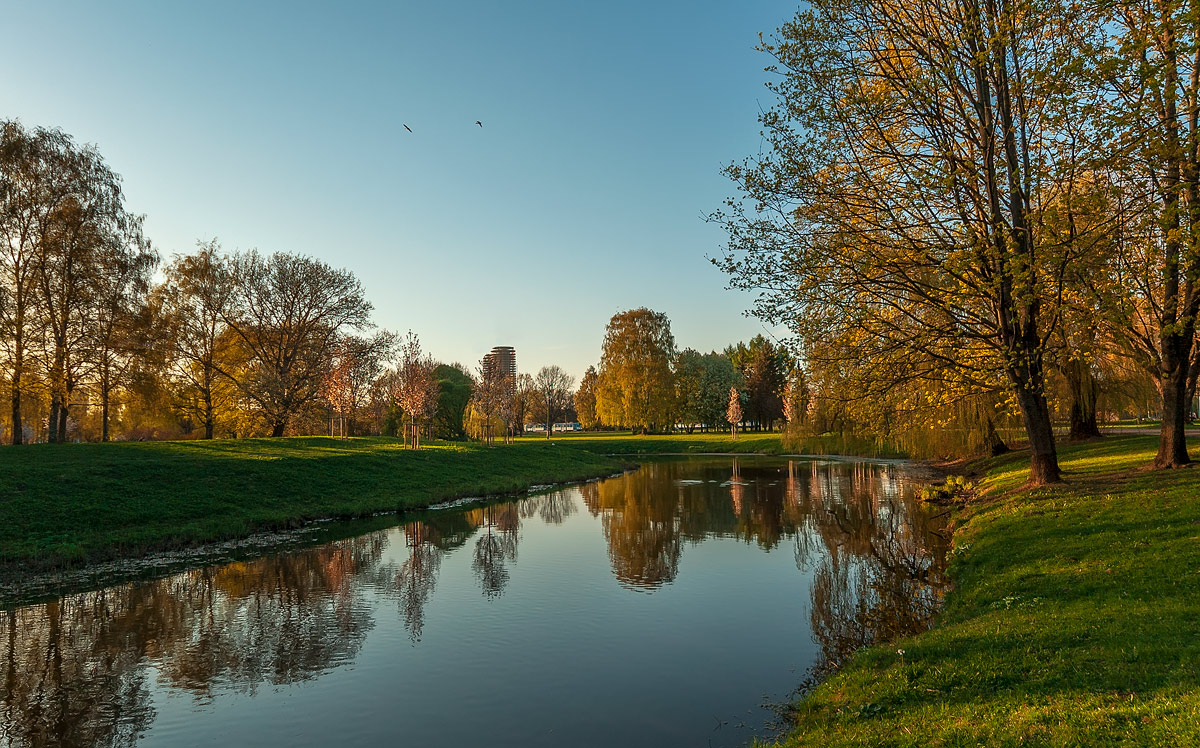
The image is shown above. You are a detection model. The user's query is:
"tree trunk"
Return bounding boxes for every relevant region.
[983,416,1009,456]
[271,420,286,437]
[1186,346,1199,424]
[101,396,110,442]
[57,404,69,443]
[1014,385,1060,485]
[48,396,61,444]
[1065,359,1102,440]
[10,371,22,446]
[1156,345,1192,468]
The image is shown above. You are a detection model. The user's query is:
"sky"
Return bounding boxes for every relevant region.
[1,0,796,382]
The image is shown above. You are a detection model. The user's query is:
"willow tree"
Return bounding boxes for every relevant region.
[717,0,1097,483]
[595,308,676,434]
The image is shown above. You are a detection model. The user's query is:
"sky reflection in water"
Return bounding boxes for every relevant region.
[1,457,947,748]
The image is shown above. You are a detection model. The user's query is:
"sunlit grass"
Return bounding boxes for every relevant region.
[773,434,1200,747]
[0,437,624,573]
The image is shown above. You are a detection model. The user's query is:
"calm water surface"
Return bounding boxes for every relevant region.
[1,457,948,747]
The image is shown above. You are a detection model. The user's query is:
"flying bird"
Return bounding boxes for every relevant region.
[476,121,483,128]
[403,124,412,133]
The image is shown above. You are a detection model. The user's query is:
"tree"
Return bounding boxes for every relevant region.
[323,331,396,436]
[742,339,787,431]
[727,386,743,438]
[575,365,600,429]
[500,373,534,442]
[1088,4,1200,466]
[223,250,372,437]
[534,365,574,438]
[716,0,1096,483]
[675,349,739,432]
[595,308,676,433]
[89,219,156,441]
[431,363,472,440]
[0,123,86,444]
[469,357,506,446]
[155,242,240,439]
[392,332,438,449]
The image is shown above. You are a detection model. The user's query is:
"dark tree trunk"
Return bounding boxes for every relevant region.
[1156,343,1192,468]
[10,372,22,446]
[1065,359,1102,440]
[271,420,286,437]
[1186,347,1199,424]
[1014,385,1060,485]
[48,396,61,444]
[101,397,110,442]
[57,404,68,443]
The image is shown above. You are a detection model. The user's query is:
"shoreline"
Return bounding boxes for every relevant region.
[775,433,1200,746]
[0,466,636,607]
[0,437,630,592]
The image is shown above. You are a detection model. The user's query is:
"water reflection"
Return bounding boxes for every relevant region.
[1,538,381,747]
[1,458,946,747]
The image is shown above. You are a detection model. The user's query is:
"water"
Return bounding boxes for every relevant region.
[0,457,948,747]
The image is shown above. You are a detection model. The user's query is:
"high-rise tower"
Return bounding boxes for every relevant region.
[483,346,517,382]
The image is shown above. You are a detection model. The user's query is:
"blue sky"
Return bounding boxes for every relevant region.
[2,0,795,382]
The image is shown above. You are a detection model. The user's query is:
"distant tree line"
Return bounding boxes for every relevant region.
[0,119,583,447]
[575,306,798,435]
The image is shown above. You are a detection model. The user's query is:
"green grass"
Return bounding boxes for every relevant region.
[0,437,625,572]
[515,430,790,455]
[515,430,902,457]
[774,435,1200,747]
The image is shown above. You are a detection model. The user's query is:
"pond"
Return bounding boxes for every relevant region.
[0,457,949,747]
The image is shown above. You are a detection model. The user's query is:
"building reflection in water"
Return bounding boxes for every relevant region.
[0,458,945,746]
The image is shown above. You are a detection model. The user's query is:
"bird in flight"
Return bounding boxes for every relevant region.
[403,124,413,133]
[476,121,483,128]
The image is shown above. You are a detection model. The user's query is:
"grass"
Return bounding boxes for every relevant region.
[516,430,790,455]
[515,430,903,457]
[773,434,1200,747]
[0,437,625,573]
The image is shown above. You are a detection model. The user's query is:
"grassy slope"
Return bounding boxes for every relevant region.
[0,437,624,569]
[777,435,1200,747]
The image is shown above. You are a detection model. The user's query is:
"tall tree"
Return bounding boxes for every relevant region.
[1091,3,1200,466]
[595,308,676,433]
[156,241,238,440]
[675,349,740,432]
[534,365,574,438]
[575,365,600,430]
[89,217,156,441]
[717,0,1095,483]
[223,250,372,437]
[0,123,78,443]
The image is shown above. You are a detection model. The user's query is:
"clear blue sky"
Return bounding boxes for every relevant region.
[2,0,795,382]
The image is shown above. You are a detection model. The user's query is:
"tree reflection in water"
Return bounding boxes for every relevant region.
[583,458,948,670]
[0,459,946,745]
[1,536,383,747]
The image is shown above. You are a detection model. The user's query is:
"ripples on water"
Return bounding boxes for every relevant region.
[0,457,948,748]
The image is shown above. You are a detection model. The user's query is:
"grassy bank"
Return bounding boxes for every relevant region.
[0,437,624,572]
[776,435,1200,746]
[516,430,902,457]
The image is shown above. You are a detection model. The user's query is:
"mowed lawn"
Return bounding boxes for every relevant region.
[777,435,1200,747]
[0,437,624,569]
